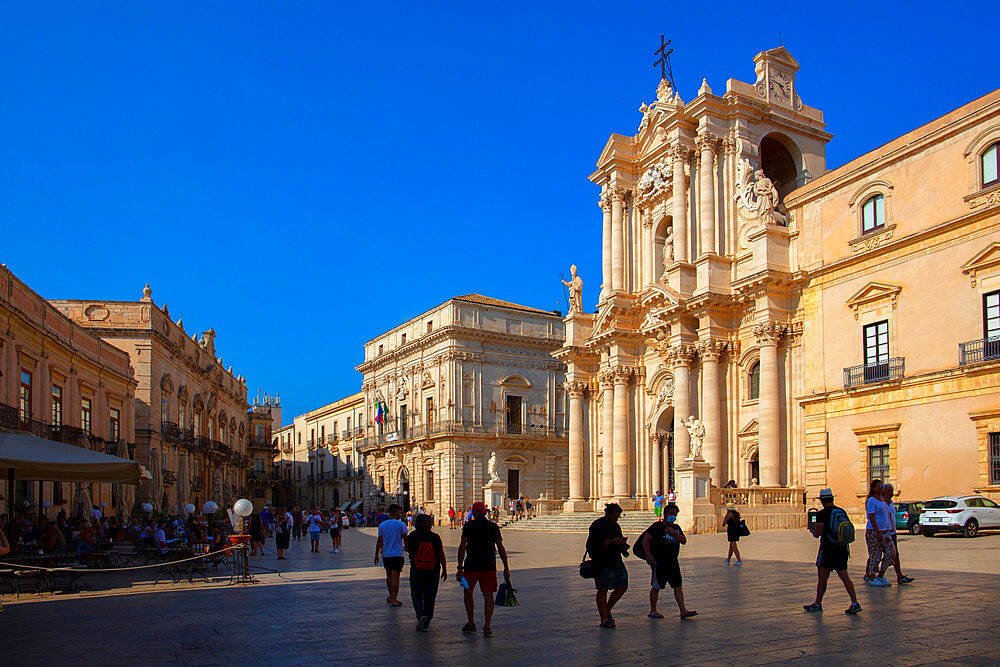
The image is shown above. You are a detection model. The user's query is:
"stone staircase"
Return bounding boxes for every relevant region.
[501,511,662,535]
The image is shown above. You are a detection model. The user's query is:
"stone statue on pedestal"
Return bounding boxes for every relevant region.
[488,451,501,482]
[562,265,583,314]
[681,415,705,459]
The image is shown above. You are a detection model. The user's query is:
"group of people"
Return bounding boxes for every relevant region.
[246,506,353,558]
[374,501,510,636]
[446,505,502,529]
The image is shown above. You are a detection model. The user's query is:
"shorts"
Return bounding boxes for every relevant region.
[891,533,897,547]
[309,531,321,540]
[654,507,662,517]
[650,560,682,590]
[463,570,498,593]
[330,527,341,536]
[816,547,849,572]
[595,566,628,591]
[383,556,405,572]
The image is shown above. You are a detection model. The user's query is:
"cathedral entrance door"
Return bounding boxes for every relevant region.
[507,469,520,499]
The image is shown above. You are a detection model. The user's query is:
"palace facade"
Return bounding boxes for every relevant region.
[52,286,253,512]
[299,392,365,509]
[1,265,137,515]
[558,46,1000,517]
[358,294,567,515]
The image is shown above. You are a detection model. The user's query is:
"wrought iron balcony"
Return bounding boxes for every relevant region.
[327,434,338,444]
[162,469,177,486]
[843,358,905,389]
[959,336,1000,366]
[160,421,180,440]
[342,430,351,440]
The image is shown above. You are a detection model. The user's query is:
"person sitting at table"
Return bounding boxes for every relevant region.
[38,521,65,553]
[152,522,169,554]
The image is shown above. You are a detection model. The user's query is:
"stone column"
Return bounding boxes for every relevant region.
[671,146,688,264]
[754,323,785,487]
[600,372,614,500]
[697,340,726,486]
[610,187,625,293]
[642,207,655,287]
[600,195,612,300]
[670,346,694,462]
[612,366,633,501]
[650,432,663,496]
[565,381,586,503]
[697,131,717,257]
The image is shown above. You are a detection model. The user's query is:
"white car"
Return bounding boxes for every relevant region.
[919,495,1000,538]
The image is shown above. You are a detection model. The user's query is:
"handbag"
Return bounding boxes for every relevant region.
[738,519,751,537]
[579,550,600,579]
[495,581,520,607]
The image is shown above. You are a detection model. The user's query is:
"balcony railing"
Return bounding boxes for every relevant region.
[342,430,351,440]
[0,402,17,430]
[162,469,177,486]
[843,357,905,388]
[355,426,364,437]
[307,439,317,450]
[160,421,180,440]
[959,336,1000,366]
[327,434,338,444]
[359,418,567,451]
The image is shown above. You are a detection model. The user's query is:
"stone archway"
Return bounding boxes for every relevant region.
[397,467,411,512]
[654,408,675,494]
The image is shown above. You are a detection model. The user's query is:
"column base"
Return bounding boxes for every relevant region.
[563,499,594,513]
[612,497,637,511]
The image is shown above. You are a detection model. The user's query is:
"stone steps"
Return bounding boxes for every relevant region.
[502,511,663,534]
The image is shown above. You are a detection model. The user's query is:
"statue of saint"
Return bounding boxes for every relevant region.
[562,265,584,314]
[680,415,706,459]
[488,451,501,482]
[661,226,674,278]
[752,169,780,213]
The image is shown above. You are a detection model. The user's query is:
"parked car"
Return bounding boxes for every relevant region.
[919,496,1000,537]
[895,501,924,535]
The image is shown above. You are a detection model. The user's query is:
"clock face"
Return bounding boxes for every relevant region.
[769,79,789,102]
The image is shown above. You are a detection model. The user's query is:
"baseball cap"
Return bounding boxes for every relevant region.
[472,501,487,515]
[818,488,834,499]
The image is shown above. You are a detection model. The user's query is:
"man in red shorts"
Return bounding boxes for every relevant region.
[456,501,510,637]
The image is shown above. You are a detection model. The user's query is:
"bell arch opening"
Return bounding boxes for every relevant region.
[759,134,801,204]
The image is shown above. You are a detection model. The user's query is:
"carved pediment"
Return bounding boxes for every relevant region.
[737,419,759,438]
[962,242,1000,286]
[160,373,174,394]
[845,282,902,319]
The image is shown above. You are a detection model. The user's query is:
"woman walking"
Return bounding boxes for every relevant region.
[329,509,343,553]
[249,511,264,556]
[722,505,743,565]
[275,509,290,560]
[864,479,895,587]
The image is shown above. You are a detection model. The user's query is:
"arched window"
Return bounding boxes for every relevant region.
[861,194,885,233]
[983,142,999,188]
[748,362,761,400]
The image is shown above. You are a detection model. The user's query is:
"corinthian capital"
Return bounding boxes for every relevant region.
[599,370,616,388]
[564,380,587,398]
[696,339,727,362]
[753,321,787,346]
[695,130,719,152]
[667,344,696,368]
[599,193,612,213]
[609,185,628,203]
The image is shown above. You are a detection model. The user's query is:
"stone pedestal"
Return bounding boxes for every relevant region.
[675,456,716,534]
[563,499,593,513]
[664,261,696,296]
[483,480,506,509]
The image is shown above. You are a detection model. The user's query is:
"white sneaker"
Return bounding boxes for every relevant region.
[734,561,743,566]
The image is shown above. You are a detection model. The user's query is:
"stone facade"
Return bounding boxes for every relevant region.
[560,45,1000,519]
[559,48,822,518]
[247,393,281,511]
[301,392,365,509]
[358,294,567,517]
[0,265,137,515]
[51,286,252,512]
[787,87,1000,508]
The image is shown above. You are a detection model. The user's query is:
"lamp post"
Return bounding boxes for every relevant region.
[229,498,256,585]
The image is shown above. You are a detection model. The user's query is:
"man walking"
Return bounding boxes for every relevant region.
[374,504,408,607]
[641,504,697,619]
[406,514,447,632]
[586,503,629,628]
[804,489,862,615]
[456,501,510,637]
[880,483,915,585]
[448,506,457,530]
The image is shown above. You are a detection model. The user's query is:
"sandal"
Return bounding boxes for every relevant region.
[647,612,664,619]
[599,619,616,628]
[461,623,476,634]
[680,611,698,619]
[390,601,403,607]
[483,628,493,638]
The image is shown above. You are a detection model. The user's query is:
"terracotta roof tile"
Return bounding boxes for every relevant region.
[452,294,557,316]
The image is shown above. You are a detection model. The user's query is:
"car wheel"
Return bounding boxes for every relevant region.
[922,529,935,537]
[963,519,979,538]
[908,523,920,535]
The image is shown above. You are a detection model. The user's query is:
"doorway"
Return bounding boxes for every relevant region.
[749,454,760,486]
[399,468,411,511]
[507,468,520,499]
[506,396,522,434]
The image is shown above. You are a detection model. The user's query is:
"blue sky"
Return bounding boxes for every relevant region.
[2,2,997,423]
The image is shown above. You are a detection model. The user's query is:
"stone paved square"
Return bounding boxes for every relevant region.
[4,525,1000,665]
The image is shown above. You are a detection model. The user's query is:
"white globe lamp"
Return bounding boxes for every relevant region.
[185,503,196,515]
[233,498,254,517]
[203,501,219,514]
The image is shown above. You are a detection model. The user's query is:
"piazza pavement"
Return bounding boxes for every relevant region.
[3,522,999,665]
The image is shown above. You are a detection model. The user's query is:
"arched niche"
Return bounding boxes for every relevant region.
[759,133,802,203]
[653,213,674,279]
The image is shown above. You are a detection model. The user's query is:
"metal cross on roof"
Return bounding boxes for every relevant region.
[654,35,676,91]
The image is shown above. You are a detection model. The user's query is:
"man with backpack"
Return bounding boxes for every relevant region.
[406,513,447,632]
[638,504,697,619]
[805,488,861,615]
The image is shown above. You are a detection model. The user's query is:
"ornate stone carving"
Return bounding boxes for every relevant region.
[644,377,675,429]
[656,77,675,104]
[84,304,109,321]
[636,160,672,204]
[695,131,718,152]
[680,415,706,459]
[561,264,583,314]
[849,227,895,253]
[753,322,787,346]
[599,370,616,389]
[696,339,727,362]
[564,380,587,398]
[599,193,612,213]
[967,187,1000,210]
[734,158,787,225]
[609,185,628,203]
[611,365,635,384]
[667,344,696,367]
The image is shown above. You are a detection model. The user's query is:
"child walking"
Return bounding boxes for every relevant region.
[405,514,447,631]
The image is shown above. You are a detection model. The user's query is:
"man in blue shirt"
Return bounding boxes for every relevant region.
[375,504,408,607]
